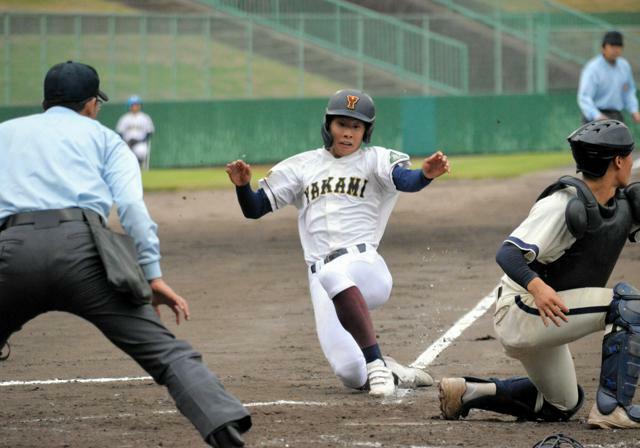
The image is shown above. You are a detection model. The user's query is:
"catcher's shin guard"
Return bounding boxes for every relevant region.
[460,376,584,422]
[597,282,640,421]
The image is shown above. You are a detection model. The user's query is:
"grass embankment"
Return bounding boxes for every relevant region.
[142,151,574,191]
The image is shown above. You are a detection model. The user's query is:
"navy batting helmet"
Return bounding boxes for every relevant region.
[321,89,375,149]
[568,119,634,178]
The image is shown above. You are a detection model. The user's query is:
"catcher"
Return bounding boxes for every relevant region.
[439,120,640,429]
[226,89,449,397]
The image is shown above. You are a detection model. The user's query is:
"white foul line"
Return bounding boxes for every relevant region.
[0,375,152,387]
[410,292,495,369]
[1,294,494,388]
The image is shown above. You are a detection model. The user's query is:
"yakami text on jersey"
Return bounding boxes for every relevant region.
[304,176,369,203]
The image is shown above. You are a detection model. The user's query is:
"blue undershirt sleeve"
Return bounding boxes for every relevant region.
[392,165,432,192]
[235,184,273,219]
[495,242,539,290]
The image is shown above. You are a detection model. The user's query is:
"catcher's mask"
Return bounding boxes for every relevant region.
[568,119,634,178]
[321,89,375,149]
[532,433,583,448]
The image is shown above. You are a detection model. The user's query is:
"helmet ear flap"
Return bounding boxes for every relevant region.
[321,117,333,149]
[363,123,374,144]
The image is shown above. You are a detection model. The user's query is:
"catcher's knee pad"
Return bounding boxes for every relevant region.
[597,282,640,421]
[461,376,583,422]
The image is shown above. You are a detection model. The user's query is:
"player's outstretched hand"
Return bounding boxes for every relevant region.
[422,151,450,180]
[527,277,569,327]
[225,159,252,186]
[149,278,190,325]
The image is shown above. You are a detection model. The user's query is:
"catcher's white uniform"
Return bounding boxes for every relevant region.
[495,186,639,410]
[259,145,410,387]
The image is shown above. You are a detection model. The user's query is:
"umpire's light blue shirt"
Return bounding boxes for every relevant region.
[578,54,638,121]
[0,106,162,280]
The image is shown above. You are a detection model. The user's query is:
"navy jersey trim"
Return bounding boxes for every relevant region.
[505,236,540,258]
[515,295,609,316]
[261,178,280,210]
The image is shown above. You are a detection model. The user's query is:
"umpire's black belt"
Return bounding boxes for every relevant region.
[0,208,96,231]
[310,243,367,274]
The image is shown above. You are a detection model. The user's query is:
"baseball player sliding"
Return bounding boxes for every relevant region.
[439,120,640,429]
[226,89,449,397]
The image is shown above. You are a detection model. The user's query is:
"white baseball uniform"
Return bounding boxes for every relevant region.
[494,185,640,409]
[259,145,410,388]
[115,111,155,165]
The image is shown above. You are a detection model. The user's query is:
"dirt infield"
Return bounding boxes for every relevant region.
[2,166,640,448]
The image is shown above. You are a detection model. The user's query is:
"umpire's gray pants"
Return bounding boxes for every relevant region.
[0,220,251,440]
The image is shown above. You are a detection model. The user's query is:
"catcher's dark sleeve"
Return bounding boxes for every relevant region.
[495,242,539,290]
[392,165,432,192]
[235,184,272,219]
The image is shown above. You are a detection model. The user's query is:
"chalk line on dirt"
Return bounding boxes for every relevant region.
[1,293,494,388]
[410,292,495,369]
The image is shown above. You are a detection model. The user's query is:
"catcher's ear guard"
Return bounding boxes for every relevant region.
[532,433,584,448]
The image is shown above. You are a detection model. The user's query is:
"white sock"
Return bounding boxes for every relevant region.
[462,382,497,403]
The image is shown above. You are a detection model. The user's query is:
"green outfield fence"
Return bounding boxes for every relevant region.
[5,91,637,168]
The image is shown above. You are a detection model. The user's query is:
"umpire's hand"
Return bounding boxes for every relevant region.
[149,278,190,325]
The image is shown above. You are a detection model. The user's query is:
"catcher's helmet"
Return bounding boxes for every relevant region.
[321,89,375,149]
[532,433,583,448]
[568,119,634,178]
[127,95,143,108]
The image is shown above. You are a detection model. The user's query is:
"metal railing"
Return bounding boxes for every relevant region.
[200,0,470,95]
[0,9,471,106]
[433,0,640,92]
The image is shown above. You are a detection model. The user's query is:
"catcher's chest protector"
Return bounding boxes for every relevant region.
[532,176,633,291]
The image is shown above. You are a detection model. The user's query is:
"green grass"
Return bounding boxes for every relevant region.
[141,151,574,191]
[442,151,573,180]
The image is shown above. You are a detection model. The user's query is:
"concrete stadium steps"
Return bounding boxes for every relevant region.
[345,0,580,93]
[209,16,433,96]
[122,0,452,95]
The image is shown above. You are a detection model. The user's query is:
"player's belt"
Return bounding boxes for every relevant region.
[310,243,367,274]
[1,208,91,231]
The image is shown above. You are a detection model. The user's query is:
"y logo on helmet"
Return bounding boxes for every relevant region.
[346,95,360,110]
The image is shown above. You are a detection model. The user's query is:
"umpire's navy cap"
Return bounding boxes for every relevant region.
[44,61,109,103]
[602,31,623,47]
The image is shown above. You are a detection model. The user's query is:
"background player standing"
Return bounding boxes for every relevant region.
[439,119,640,429]
[116,95,155,169]
[225,89,449,397]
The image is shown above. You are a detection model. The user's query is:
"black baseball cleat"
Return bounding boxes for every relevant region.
[207,423,245,448]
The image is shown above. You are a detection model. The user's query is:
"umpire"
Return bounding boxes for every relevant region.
[0,61,251,447]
